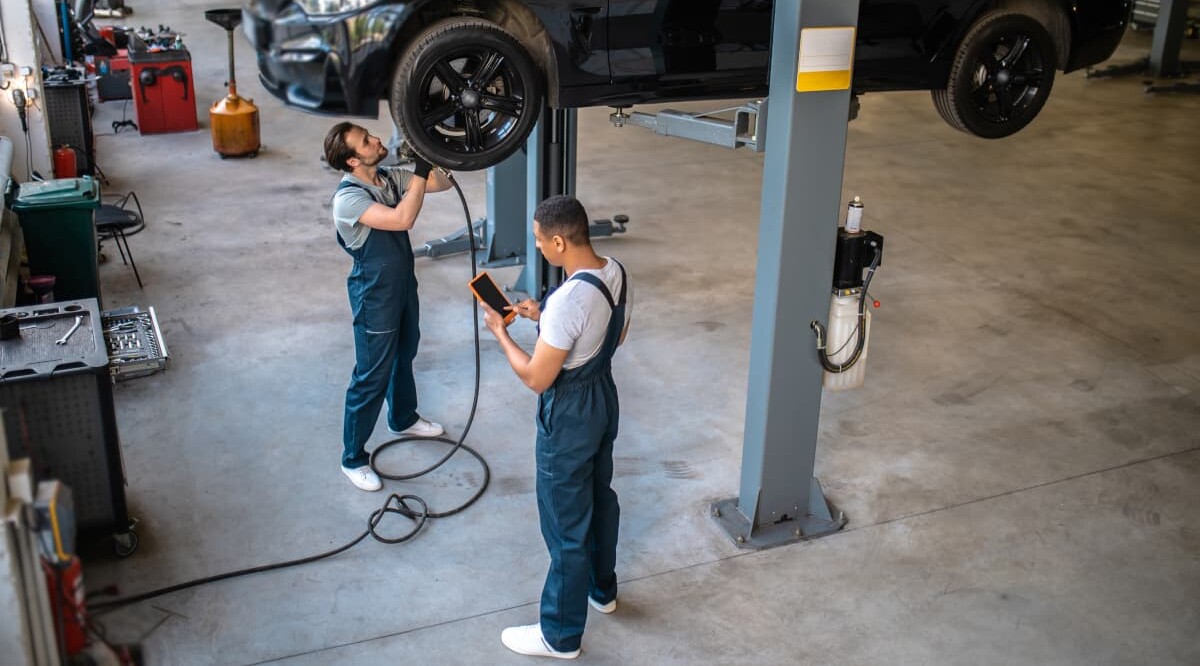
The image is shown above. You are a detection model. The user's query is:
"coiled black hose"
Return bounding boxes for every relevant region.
[92,169,490,611]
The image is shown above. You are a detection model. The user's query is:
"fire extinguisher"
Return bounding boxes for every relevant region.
[53,145,78,179]
[43,555,88,656]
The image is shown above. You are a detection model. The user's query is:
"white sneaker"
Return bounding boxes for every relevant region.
[388,417,444,438]
[588,596,616,614]
[500,624,579,660]
[341,465,382,492]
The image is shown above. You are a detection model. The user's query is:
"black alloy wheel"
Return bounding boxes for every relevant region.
[932,11,1058,139]
[391,18,544,171]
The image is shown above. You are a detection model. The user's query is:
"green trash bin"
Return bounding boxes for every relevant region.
[11,177,102,303]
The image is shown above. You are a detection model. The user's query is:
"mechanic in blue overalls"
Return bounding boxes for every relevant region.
[324,122,453,492]
[481,195,634,659]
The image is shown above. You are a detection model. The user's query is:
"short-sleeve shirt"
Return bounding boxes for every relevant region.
[331,167,414,250]
[539,258,633,370]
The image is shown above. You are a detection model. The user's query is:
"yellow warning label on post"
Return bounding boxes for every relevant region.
[796,27,855,93]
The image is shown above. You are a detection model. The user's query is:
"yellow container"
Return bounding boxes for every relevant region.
[210,93,261,158]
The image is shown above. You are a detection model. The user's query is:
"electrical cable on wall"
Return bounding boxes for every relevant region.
[91,168,492,613]
[0,1,9,62]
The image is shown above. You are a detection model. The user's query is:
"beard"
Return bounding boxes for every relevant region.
[361,146,388,167]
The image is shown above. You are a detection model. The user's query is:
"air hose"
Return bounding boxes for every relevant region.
[811,244,881,373]
[93,169,490,612]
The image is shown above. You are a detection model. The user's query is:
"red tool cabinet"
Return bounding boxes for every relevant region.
[128,48,198,134]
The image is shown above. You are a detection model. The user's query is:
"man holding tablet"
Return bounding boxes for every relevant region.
[480,195,633,659]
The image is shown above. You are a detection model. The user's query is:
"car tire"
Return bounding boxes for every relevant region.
[932,11,1058,139]
[390,18,544,171]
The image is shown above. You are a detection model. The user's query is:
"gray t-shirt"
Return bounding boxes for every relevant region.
[331,167,414,250]
[539,258,633,370]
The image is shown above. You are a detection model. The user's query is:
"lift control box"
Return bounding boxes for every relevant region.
[832,229,884,290]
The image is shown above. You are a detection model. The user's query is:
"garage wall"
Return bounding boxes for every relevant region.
[0,0,53,183]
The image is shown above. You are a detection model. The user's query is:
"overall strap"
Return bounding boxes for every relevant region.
[333,180,360,251]
[333,173,401,254]
[569,272,614,307]
[335,170,400,204]
[568,260,626,307]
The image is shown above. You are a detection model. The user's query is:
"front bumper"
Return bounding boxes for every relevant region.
[242,2,410,117]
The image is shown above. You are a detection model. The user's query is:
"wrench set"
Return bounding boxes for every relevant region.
[0,301,168,383]
[101,306,169,381]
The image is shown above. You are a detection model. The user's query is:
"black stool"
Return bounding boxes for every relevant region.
[96,191,145,289]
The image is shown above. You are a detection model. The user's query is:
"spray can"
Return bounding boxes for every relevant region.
[846,195,863,234]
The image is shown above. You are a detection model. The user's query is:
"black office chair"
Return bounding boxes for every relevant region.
[96,191,145,288]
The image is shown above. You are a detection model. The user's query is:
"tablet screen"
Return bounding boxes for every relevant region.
[469,272,511,314]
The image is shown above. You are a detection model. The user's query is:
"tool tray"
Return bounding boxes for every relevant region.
[101,305,168,381]
[0,299,106,380]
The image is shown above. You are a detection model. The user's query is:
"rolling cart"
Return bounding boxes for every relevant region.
[0,298,138,556]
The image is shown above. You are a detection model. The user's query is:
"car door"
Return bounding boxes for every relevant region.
[606,0,970,98]
[855,0,975,90]
[525,1,612,87]
[607,0,773,99]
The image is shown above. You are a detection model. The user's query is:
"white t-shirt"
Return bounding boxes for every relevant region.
[539,258,633,370]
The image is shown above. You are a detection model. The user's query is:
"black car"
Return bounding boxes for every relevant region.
[244,0,1131,171]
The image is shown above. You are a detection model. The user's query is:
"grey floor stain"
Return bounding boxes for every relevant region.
[494,476,534,496]
[1122,503,1162,526]
[934,392,969,406]
[614,456,647,476]
[1106,427,1147,450]
[661,460,699,480]
[839,419,869,437]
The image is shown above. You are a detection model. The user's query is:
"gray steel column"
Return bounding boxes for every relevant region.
[1150,0,1189,76]
[712,0,859,549]
[517,106,575,298]
[483,148,529,267]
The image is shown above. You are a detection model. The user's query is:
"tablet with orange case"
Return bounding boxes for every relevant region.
[469,271,516,324]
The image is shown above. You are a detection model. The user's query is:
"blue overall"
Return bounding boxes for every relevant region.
[536,263,627,652]
[336,176,422,469]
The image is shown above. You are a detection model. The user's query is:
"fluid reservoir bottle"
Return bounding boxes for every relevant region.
[822,292,870,391]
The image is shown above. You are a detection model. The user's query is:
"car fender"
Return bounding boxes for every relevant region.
[368,0,563,107]
[925,0,1076,75]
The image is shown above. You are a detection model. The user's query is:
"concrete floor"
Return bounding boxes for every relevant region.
[81,3,1200,664]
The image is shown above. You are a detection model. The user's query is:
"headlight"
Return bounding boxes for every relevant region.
[294,0,378,16]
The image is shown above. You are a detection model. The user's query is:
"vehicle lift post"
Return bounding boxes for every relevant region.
[515,105,574,296]
[711,0,860,548]
[1087,0,1199,93]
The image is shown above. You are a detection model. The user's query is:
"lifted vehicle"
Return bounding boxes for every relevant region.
[244,0,1132,170]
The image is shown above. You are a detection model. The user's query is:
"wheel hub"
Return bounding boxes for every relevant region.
[995,69,1011,86]
[460,89,481,109]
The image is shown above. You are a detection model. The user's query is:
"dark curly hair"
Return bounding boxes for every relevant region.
[534,195,589,246]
